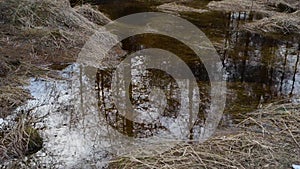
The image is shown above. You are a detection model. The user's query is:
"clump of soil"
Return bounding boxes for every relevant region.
[110,102,300,168]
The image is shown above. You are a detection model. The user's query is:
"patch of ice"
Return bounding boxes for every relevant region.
[293,164,300,169]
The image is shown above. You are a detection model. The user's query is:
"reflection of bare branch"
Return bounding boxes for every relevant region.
[290,51,300,95]
[279,42,289,94]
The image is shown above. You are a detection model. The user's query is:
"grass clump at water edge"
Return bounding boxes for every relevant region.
[109,102,300,169]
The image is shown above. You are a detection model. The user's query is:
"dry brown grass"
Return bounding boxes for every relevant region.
[74,4,111,26]
[109,102,300,168]
[0,0,121,65]
[208,0,300,37]
[244,10,300,35]
[0,54,52,118]
[0,0,125,165]
[208,0,300,13]
[157,2,209,14]
[0,114,43,163]
[0,0,123,115]
[207,0,271,14]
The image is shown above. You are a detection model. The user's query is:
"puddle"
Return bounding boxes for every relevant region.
[78,0,300,106]
[7,60,198,167]
[1,0,300,168]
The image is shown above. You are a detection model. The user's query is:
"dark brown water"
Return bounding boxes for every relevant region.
[3,1,298,167]
[92,0,300,136]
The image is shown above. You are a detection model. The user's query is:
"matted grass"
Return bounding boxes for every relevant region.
[208,0,300,37]
[109,102,300,168]
[0,114,43,163]
[0,0,124,164]
[244,10,300,35]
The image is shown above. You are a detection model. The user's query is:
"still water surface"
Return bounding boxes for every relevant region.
[4,0,300,168]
